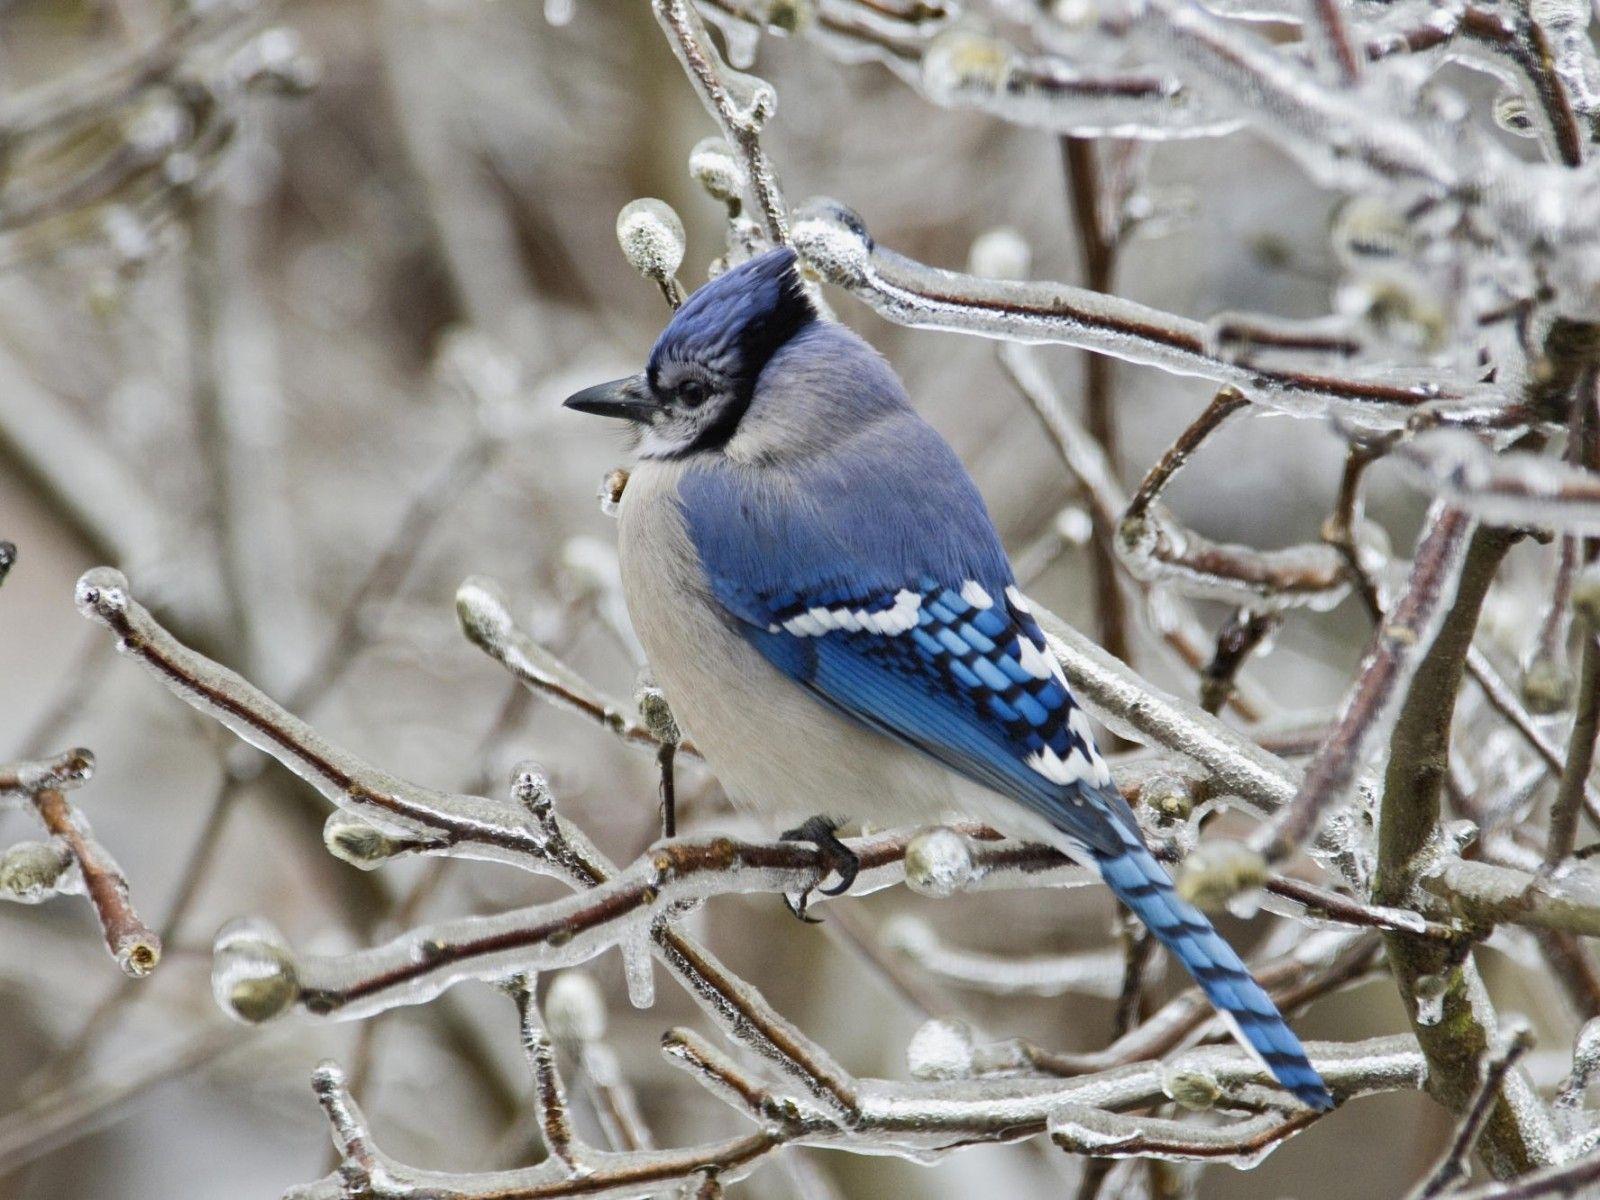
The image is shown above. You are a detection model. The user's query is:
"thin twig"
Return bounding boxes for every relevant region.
[1409,1023,1536,1198]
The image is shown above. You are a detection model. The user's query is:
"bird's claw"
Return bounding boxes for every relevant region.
[780,815,859,922]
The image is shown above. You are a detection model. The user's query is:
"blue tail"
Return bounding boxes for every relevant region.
[1095,839,1335,1110]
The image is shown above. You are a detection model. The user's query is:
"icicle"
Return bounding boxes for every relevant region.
[620,930,656,1009]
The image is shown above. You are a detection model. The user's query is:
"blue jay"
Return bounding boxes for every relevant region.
[565,247,1333,1111]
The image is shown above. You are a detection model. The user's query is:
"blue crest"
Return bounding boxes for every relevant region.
[648,248,817,390]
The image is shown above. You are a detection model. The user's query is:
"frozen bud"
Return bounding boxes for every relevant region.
[1054,506,1094,546]
[689,137,747,207]
[921,29,1010,105]
[125,98,190,160]
[0,840,74,902]
[323,812,407,869]
[103,205,154,272]
[455,576,515,648]
[1493,91,1536,137]
[1573,563,1600,627]
[1162,1063,1221,1111]
[1051,0,1095,28]
[1522,653,1575,715]
[904,826,976,898]
[616,199,686,283]
[17,747,96,793]
[212,918,299,1024]
[599,467,629,517]
[761,0,814,32]
[968,227,1030,280]
[906,1017,976,1080]
[75,567,132,623]
[634,671,681,745]
[512,760,556,818]
[1331,196,1409,262]
[791,199,873,285]
[1141,772,1197,822]
[1349,279,1447,353]
[1174,840,1266,913]
[241,27,320,94]
[545,970,608,1042]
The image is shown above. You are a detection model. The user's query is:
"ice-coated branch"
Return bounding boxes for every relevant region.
[796,201,1487,422]
[1025,597,1305,813]
[0,747,160,977]
[1545,561,1600,864]
[1132,0,1459,193]
[455,575,678,758]
[1004,344,1349,611]
[296,1029,1424,1200]
[210,812,1416,1027]
[0,17,314,261]
[1464,647,1600,829]
[74,567,566,874]
[883,916,1131,999]
[1426,858,1600,938]
[1397,433,1600,535]
[655,0,789,245]
[1048,1105,1317,1163]
[290,1059,786,1200]
[794,7,1242,139]
[1446,1148,1600,1200]
[1301,0,1363,86]
[511,982,585,1173]
[1251,504,1476,869]
[1410,1021,1536,1199]
[674,1029,1425,1146]
[937,932,1381,1080]
[1372,522,1559,1177]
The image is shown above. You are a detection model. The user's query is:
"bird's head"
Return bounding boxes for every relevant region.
[564,247,818,458]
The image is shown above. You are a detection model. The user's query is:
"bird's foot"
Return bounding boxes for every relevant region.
[780,815,859,923]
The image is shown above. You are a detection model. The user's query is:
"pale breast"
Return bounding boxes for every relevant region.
[616,458,962,829]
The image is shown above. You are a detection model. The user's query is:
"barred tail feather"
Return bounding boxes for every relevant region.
[1094,841,1335,1111]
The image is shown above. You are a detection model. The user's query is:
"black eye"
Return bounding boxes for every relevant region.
[678,379,708,408]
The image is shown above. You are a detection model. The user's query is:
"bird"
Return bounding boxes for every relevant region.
[564,246,1334,1111]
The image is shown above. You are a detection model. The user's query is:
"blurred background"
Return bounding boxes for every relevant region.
[0,1,1548,1196]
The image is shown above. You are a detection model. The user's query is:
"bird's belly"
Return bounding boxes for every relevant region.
[616,461,960,830]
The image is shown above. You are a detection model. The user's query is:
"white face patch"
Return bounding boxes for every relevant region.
[960,580,994,609]
[781,589,922,638]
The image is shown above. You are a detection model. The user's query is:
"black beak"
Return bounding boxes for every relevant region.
[563,374,657,422]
